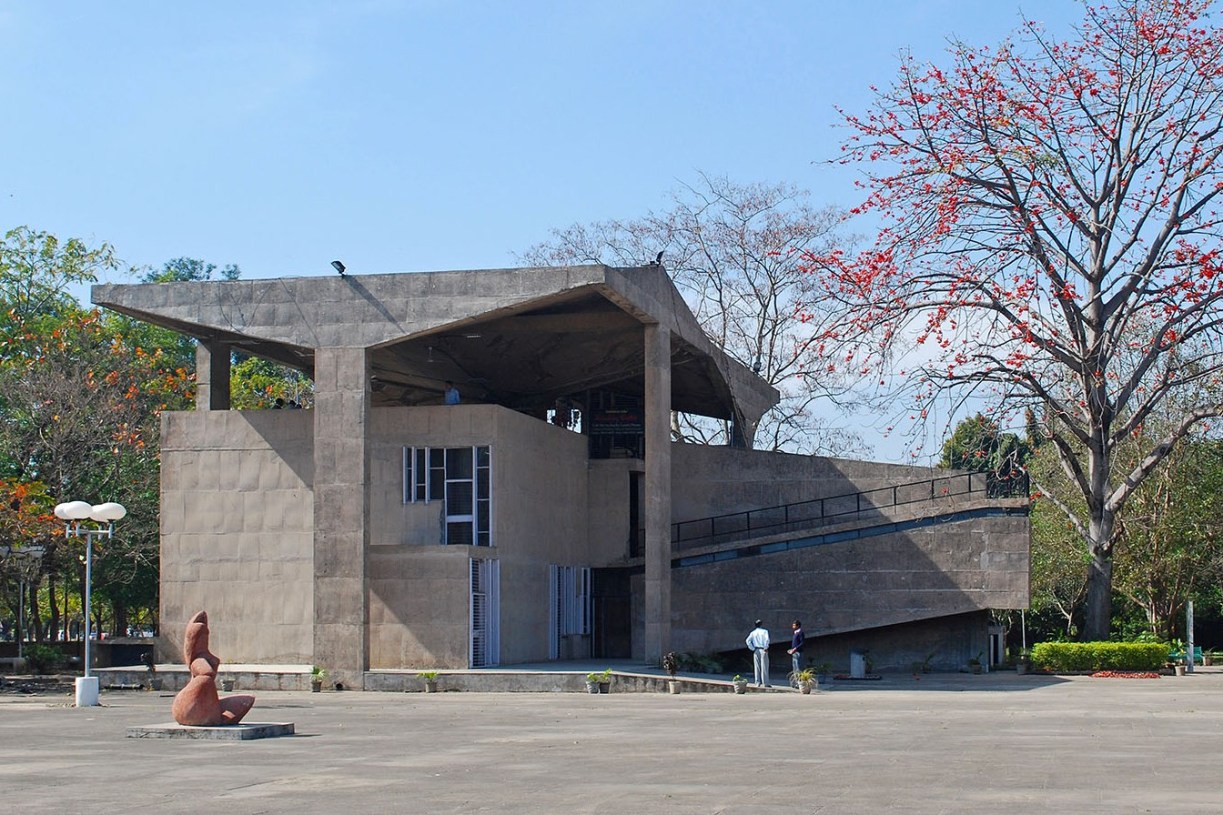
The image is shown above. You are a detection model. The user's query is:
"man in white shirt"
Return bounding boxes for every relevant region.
[746,620,771,688]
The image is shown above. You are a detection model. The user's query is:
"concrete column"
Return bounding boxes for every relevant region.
[312,347,370,689]
[643,324,672,663]
[194,340,231,410]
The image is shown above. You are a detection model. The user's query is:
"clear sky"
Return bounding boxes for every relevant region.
[1,0,1085,459]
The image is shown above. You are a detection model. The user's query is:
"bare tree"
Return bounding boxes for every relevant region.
[519,173,863,456]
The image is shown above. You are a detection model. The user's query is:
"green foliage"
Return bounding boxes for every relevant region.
[417,670,438,681]
[1111,437,1223,640]
[142,257,239,284]
[1030,642,1167,672]
[939,414,1028,483]
[661,652,679,677]
[0,230,199,639]
[23,642,63,674]
[230,356,313,409]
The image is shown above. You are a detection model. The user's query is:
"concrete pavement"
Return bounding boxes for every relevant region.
[2,668,1221,814]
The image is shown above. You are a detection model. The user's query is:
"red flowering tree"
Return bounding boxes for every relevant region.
[811,0,1223,640]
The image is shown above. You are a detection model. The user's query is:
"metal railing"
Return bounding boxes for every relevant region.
[671,470,1028,550]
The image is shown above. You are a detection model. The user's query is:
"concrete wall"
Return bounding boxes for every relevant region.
[157,403,1027,674]
[158,409,314,664]
[587,459,641,564]
[366,405,591,668]
[667,504,1029,656]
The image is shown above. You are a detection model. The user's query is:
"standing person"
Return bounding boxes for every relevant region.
[746,620,771,688]
[788,619,805,683]
[443,381,460,405]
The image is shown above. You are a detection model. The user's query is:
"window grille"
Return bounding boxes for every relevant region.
[403,445,492,546]
[470,558,500,667]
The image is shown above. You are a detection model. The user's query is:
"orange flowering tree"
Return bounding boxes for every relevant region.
[810,1,1223,639]
[0,227,193,637]
[0,478,58,638]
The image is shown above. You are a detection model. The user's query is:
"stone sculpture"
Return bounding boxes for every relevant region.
[171,610,255,726]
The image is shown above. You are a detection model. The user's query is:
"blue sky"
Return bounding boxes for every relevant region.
[1,0,1084,458]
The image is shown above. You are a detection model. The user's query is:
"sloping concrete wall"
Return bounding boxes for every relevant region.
[667,503,1029,656]
[158,409,314,664]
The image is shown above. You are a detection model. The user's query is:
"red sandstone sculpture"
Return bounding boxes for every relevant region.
[171,610,255,726]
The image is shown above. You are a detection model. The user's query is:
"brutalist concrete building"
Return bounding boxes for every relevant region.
[93,264,1029,688]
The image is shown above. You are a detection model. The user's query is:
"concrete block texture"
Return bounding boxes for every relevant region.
[367,547,471,669]
[159,410,315,665]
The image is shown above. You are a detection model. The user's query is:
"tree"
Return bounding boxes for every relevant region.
[520,173,863,456]
[129,257,242,374]
[1111,437,1223,639]
[938,413,1028,493]
[0,228,191,638]
[812,0,1223,639]
[0,478,58,640]
[230,356,314,409]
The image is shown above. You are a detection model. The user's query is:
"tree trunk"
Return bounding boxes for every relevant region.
[29,579,43,641]
[114,604,129,639]
[1083,551,1113,641]
[47,574,59,642]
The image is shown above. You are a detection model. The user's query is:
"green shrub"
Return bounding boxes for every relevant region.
[1030,641,1167,672]
[24,643,63,674]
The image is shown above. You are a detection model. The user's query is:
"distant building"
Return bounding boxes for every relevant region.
[94,264,1028,687]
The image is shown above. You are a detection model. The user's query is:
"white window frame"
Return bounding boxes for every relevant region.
[403,445,492,546]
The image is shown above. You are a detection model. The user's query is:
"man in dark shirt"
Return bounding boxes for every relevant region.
[788,619,805,682]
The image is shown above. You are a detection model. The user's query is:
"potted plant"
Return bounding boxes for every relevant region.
[814,662,833,687]
[1016,648,1032,675]
[662,651,680,694]
[968,652,983,675]
[418,670,439,693]
[790,667,816,694]
[732,674,748,694]
[311,666,327,692]
[1204,648,1217,667]
[596,667,612,694]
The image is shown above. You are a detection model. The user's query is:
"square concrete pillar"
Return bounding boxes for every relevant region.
[312,347,370,688]
[643,324,672,662]
[195,340,231,411]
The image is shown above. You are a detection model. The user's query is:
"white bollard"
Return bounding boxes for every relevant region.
[75,676,100,707]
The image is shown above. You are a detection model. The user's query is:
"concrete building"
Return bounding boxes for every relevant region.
[93,264,1028,688]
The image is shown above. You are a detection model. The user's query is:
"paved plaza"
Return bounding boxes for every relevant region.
[2,669,1221,814]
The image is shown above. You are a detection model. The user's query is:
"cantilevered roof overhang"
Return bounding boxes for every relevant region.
[92,264,778,429]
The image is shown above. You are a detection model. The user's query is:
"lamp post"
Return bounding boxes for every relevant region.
[53,500,126,707]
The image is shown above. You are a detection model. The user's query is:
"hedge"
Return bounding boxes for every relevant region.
[1029,642,1168,672]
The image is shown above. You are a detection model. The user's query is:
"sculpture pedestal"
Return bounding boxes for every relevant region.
[126,721,295,740]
